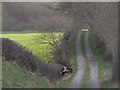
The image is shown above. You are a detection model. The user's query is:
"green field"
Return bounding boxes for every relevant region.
[1,31,63,63]
[2,31,77,88]
[2,31,63,88]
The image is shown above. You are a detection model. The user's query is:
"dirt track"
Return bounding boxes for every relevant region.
[69,32,86,88]
[84,32,99,88]
[69,32,99,88]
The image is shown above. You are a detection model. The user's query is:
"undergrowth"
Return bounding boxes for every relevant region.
[88,30,118,88]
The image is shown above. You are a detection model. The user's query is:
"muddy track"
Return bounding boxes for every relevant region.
[69,32,86,88]
[84,32,99,88]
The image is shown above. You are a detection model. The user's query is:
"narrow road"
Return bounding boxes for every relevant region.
[69,32,86,88]
[84,32,99,88]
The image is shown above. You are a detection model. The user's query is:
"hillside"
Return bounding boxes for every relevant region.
[1,2,118,88]
[3,61,48,88]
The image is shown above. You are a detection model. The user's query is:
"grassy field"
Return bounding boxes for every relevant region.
[2,31,64,88]
[1,31,63,63]
[2,31,78,88]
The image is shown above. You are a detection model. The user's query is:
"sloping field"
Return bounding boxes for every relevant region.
[1,31,63,88]
[1,31,63,63]
[1,31,78,88]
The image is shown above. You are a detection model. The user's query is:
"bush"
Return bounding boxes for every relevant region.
[92,33,112,61]
[2,38,67,81]
[2,38,40,72]
[54,31,72,70]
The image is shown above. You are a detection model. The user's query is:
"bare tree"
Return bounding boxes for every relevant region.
[56,2,118,82]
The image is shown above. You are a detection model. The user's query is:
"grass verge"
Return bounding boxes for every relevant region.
[88,30,106,88]
[80,32,86,58]
[88,30,118,88]
[2,61,48,88]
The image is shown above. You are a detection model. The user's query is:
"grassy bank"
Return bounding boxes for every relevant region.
[88,30,118,88]
[88,30,106,87]
[2,61,48,88]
